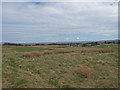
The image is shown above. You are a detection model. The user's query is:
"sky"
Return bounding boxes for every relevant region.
[2,2,118,43]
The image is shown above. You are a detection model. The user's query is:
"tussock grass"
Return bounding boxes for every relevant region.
[23,50,74,57]
[75,65,92,78]
[88,49,114,53]
[23,52,33,57]
[43,50,54,54]
[54,50,74,54]
[80,48,115,53]
[23,51,43,57]
[31,51,43,57]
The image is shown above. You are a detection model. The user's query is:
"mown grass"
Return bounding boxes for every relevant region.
[2,44,118,88]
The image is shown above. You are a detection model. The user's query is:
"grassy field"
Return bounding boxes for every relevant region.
[2,44,118,88]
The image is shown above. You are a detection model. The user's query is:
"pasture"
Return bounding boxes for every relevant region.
[2,44,118,88]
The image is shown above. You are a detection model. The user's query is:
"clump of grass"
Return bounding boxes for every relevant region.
[43,50,54,54]
[31,51,43,57]
[17,79,28,86]
[48,77,59,87]
[75,65,92,78]
[80,48,114,53]
[89,49,114,53]
[23,50,74,58]
[23,52,33,57]
[62,84,73,88]
[23,51,43,57]
[53,50,74,54]
[59,67,69,73]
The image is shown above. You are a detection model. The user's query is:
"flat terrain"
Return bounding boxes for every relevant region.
[2,44,118,88]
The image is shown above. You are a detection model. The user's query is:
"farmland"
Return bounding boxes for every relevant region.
[2,44,118,88]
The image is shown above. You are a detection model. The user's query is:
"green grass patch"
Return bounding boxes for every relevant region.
[17,79,28,86]
[13,47,54,52]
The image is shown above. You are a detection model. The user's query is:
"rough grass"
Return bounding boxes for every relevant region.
[23,51,44,57]
[23,50,74,58]
[88,49,115,53]
[2,44,118,88]
[75,65,92,78]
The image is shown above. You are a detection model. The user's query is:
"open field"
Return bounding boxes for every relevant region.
[2,44,118,88]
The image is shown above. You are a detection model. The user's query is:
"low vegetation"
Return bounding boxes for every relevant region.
[75,65,92,78]
[23,50,74,58]
[12,46,53,52]
[2,44,118,88]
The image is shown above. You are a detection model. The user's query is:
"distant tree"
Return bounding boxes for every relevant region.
[104,41,107,44]
[82,44,87,47]
[113,41,115,44]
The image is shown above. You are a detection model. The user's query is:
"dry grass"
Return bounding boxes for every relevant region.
[2,44,118,88]
[31,51,43,57]
[43,50,54,54]
[75,65,92,78]
[89,49,114,53]
[53,50,74,54]
[23,50,74,57]
[80,48,115,53]
[23,52,33,57]
[23,51,43,57]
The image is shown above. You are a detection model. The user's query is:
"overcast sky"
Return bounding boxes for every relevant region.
[2,2,118,43]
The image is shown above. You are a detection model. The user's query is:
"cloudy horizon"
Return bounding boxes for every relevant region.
[2,2,118,43]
